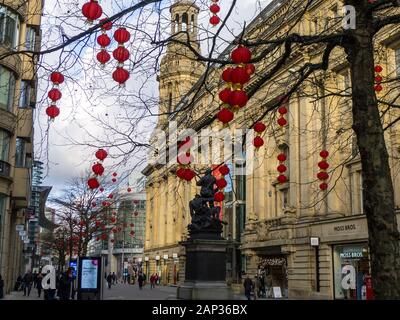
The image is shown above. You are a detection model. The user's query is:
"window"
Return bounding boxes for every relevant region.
[0,129,10,161]
[15,137,26,167]
[25,26,36,51]
[395,48,400,76]
[350,169,363,215]
[0,195,6,268]
[0,6,20,49]
[0,66,16,111]
[19,80,31,108]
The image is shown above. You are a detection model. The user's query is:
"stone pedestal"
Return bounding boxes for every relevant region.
[177,239,232,300]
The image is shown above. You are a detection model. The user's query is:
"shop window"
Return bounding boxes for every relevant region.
[350,169,364,215]
[0,6,20,49]
[0,129,10,161]
[332,244,371,300]
[0,66,16,111]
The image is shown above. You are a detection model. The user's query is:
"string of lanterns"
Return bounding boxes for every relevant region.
[112,28,131,86]
[96,18,113,66]
[317,150,329,190]
[82,0,103,24]
[214,164,230,202]
[209,0,221,26]
[277,153,288,184]
[217,45,254,125]
[374,65,383,92]
[46,72,65,120]
[277,96,288,127]
[176,137,196,182]
[88,148,108,189]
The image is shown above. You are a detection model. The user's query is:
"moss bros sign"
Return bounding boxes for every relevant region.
[333,224,357,232]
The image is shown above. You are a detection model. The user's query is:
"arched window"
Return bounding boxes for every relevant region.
[182,13,188,31]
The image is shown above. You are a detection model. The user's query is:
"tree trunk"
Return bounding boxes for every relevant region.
[345,2,400,299]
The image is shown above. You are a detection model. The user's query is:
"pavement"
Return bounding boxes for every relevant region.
[3,283,279,300]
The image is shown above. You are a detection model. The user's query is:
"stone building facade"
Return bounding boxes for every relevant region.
[143,0,400,299]
[0,0,43,294]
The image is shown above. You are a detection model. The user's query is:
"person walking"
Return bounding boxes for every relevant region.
[36,271,44,298]
[138,272,144,290]
[22,270,33,297]
[58,268,74,300]
[150,274,156,289]
[106,273,112,289]
[253,276,261,300]
[0,274,4,299]
[155,273,159,285]
[243,275,254,301]
[112,272,116,285]
[14,275,22,291]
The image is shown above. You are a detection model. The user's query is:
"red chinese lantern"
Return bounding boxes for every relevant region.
[277,117,287,126]
[82,0,103,23]
[217,108,234,124]
[278,106,288,115]
[108,194,113,199]
[96,237,100,241]
[97,50,111,65]
[112,178,117,183]
[102,201,107,206]
[277,164,287,173]
[210,4,220,14]
[110,217,116,223]
[246,64,255,75]
[219,88,231,104]
[110,239,115,243]
[117,227,122,232]
[320,183,328,191]
[46,105,60,119]
[210,15,220,26]
[99,18,113,31]
[375,76,382,83]
[92,202,96,207]
[176,168,186,179]
[231,46,252,64]
[95,149,108,161]
[317,172,329,180]
[92,163,104,176]
[214,192,225,202]
[374,65,383,73]
[97,34,110,47]
[99,187,104,192]
[230,67,250,85]
[48,88,62,101]
[95,221,101,227]
[222,68,233,83]
[113,46,130,63]
[318,161,329,170]
[79,221,85,227]
[130,231,135,236]
[112,228,117,233]
[254,122,266,133]
[133,200,139,204]
[183,169,196,181]
[277,153,287,162]
[277,174,287,184]
[112,67,130,85]
[253,136,264,148]
[50,72,64,85]
[112,172,117,177]
[216,178,227,189]
[87,178,100,189]
[374,84,382,92]
[319,150,329,159]
[130,223,134,227]
[114,28,131,44]
[101,234,107,240]
[127,187,132,192]
[229,90,248,108]
[134,211,139,216]
[219,165,230,176]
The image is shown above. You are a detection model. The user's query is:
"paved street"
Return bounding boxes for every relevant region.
[103,283,177,300]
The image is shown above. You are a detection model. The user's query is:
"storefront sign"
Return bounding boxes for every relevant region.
[333,224,357,232]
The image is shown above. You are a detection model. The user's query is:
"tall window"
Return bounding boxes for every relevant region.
[0,6,20,49]
[0,195,6,268]
[19,80,31,108]
[15,137,26,167]
[0,66,16,111]
[0,129,10,161]
[350,169,364,215]
[395,48,400,77]
[25,26,36,51]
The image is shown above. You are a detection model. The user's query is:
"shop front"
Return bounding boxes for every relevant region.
[258,255,288,298]
[332,242,372,300]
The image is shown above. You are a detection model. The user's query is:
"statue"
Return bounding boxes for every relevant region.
[187,168,227,240]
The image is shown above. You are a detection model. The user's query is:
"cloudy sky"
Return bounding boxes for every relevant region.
[35,0,273,196]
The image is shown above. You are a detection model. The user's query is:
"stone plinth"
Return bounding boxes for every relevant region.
[177,239,232,300]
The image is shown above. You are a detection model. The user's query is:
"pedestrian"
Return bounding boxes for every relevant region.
[36,271,44,298]
[243,275,254,300]
[58,268,74,300]
[150,274,156,289]
[33,271,38,289]
[14,275,22,291]
[260,275,266,298]
[0,274,4,299]
[155,273,159,285]
[138,272,144,290]
[127,273,131,285]
[253,276,260,300]
[112,272,116,285]
[106,273,112,289]
[22,270,33,297]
